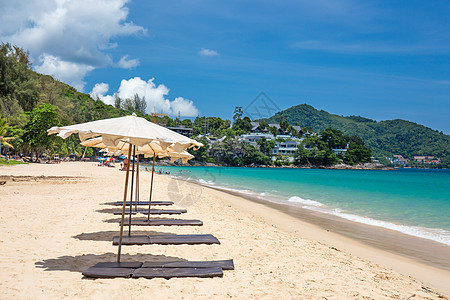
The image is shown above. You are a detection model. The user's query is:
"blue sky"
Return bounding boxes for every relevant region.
[1,0,449,132]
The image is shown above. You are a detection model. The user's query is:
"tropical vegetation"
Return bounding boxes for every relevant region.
[263,104,450,165]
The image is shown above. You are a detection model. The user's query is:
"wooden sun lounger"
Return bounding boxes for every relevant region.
[120,219,203,226]
[83,266,223,279]
[112,201,174,206]
[113,209,187,215]
[112,234,220,245]
[133,267,223,279]
[92,259,234,270]
[83,259,234,279]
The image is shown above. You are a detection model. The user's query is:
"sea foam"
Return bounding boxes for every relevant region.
[285,196,450,246]
[288,196,324,207]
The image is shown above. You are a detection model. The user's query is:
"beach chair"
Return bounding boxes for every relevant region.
[112,234,220,245]
[82,259,234,279]
[113,209,187,215]
[120,218,203,226]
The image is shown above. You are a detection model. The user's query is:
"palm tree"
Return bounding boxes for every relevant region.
[0,117,16,157]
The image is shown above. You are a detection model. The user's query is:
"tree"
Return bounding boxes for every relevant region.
[232,106,252,134]
[188,136,211,162]
[343,138,372,165]
[123,98,133,111]
[259,120,268,131]
[0,117,16,156]
[242,144,271,165]
[233,106,243,121]
[269,126,278,137]
[132,93,147,114]
[0,43,38,112]
[320,128,346,149]
[295,136,338,166]
[21,103,60,161]
[114,95,122,109]
[257,137,275,155]
[277,116,289,132]
[240,116,252,133]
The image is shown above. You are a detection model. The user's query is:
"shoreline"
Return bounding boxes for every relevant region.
[171,174,450,294]
[156,161,398,170]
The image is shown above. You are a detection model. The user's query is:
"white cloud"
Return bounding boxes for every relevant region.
[0,0,145,91]
[35,54,94,91]
[117,55,140,69]
[89,82,109,99]
[199,48,219,57]
[91,77,200,117]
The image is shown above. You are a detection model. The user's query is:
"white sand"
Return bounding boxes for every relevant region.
[0,162,448,299]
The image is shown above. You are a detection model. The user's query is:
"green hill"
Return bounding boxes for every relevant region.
[0,43,160,158]
[263,104,450,161]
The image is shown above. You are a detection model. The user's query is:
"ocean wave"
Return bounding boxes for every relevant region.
[284,196,450,246]
[198,178,215,185]
[328,209,450,246]
[288,196,324,207]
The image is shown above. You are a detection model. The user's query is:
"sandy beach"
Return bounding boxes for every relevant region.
[0,162,448,299]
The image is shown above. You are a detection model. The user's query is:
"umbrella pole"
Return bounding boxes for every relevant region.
[128,146,136,236]
[117,146,132,263]
[147,154,156,221]
[135,155,140,211]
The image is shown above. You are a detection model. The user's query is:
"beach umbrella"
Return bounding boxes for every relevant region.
[48,113,201,262]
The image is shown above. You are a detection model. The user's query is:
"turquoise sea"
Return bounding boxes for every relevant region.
[154,166,450,246]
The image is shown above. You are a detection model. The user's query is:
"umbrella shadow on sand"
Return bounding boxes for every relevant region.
[72,230,176,242]
[35,253,187,273]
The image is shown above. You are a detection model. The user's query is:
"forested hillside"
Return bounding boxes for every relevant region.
[0,43,152,159]
[263,104,450,162]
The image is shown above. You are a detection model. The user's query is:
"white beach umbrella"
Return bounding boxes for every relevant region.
[48,113,201,262]
[48,113,202,151]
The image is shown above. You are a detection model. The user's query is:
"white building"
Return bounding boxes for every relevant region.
[272,140,300,155]
[240,132,302,156]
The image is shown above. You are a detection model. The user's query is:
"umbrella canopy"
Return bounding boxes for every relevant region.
[48,113,202,152]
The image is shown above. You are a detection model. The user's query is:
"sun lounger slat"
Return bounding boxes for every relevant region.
[113,209,186,215]
[92,262,143,268]
[132,267,223,279]
[142,259,234,270]
[82,267,135,278]
[149,234,220,245]
[113,235,151,245]
[112,234,220,245]
[121,219,203,226]
[112,201,174,206]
